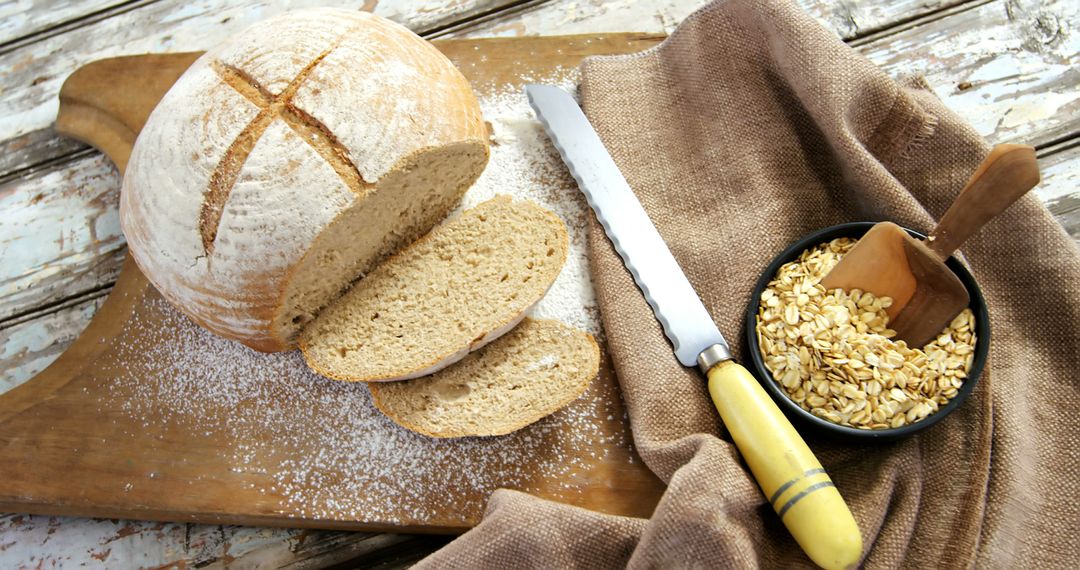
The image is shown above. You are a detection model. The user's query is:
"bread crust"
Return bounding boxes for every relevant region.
[120,9,488,352]
[368,319,601,438]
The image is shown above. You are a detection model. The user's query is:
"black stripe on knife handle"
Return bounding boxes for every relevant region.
[777,481,837,519]
[768,467,827,506]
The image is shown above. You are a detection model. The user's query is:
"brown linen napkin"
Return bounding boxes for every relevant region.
[418,0,1080,567]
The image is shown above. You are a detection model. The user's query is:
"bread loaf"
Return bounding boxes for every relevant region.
[369,318,599,437]
[300,196,569,382]
[120,8,489,352]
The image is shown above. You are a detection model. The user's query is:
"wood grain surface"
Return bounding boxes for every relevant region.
[5,1,1078,403]
[0,0,518,142]
[0,33,667,534]
[0,0,129,46]
[2,0,1077,567]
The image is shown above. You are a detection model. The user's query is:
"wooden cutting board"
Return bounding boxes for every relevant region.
[0,34,667,532]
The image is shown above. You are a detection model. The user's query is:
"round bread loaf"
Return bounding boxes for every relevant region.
[120,8,489,352]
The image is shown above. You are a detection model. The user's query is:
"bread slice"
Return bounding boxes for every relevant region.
[300,197,569,382]
[369,318,599,437]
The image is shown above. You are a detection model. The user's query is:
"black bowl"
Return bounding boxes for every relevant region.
[743,222,990,441]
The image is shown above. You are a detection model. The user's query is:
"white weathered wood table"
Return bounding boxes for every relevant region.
[1,0,1076,567]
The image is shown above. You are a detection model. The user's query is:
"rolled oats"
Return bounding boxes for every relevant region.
[756,237,976,430]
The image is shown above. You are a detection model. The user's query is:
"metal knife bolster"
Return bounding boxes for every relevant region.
[525,84,733,370]
[697,344,734,374]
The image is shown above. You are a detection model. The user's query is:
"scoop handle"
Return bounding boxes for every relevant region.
[928,143,1040,260]
[706,360,862,570]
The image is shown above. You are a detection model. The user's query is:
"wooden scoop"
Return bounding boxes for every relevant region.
[821,144,1041,347]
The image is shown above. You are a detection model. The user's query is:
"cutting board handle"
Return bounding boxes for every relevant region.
[56,52,204,174]
[5,36,673,532]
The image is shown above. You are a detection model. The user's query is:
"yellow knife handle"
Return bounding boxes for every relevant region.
[707,360,862,570]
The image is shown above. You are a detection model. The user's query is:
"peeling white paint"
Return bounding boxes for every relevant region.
[0,0,118,45]
[0,1,517,141]
[0,298,101,393]
[0,514,303,569]
[2,0,1078,567]
[1036,149,1080,205]
[861,0,1079,146]
[0,154,123,319]
[1001,91,1075,129]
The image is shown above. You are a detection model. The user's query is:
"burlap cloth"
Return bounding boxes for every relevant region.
[418,0,1080,567]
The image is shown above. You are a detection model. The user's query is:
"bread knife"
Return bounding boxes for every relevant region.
[526,84,862,570]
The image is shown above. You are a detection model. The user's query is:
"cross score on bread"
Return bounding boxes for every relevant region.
[119,9,489,351]
[202,40,363,255]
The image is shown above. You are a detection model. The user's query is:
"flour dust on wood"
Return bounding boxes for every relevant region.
[461,70,601,336]
[101,68,628,523]
[103,297,628,523]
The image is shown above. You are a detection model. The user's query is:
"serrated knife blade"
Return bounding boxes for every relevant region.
[526,84,861,570]
[524,84,728,368]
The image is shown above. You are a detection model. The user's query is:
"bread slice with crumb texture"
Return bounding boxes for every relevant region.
[300,196,569,382]
[369,318,599,437]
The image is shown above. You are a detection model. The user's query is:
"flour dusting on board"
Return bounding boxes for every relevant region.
[462,74,601,335]
[102,70,631,524]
